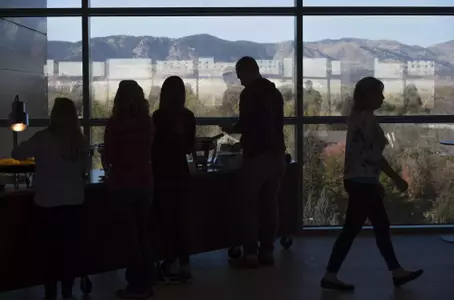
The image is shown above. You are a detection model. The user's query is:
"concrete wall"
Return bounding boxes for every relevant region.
[106,58,152,80]
[58,61,83,77]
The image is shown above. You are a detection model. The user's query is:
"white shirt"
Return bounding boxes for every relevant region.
[11,129,87,207]
[344,110,388,180]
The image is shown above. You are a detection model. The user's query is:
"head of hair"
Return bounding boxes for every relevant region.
[405,83,417,92]
[236,56,260,74]
[159,76,186,110]
[353,77,384,110]
[48,97,86,161]
[112,80,149,120]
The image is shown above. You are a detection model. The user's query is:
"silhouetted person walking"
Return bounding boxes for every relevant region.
[321,77,423,291]
[12,98,88,300]
[222,56,286,269]
[152,76,196,284]
[104,80,155,299]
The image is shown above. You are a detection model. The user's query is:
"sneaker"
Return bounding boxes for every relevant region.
[228,255,259,269]
[393,269,424,287]
[116,288,154,299]
[320,278,355,291]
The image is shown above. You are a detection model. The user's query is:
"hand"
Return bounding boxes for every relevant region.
[393,177,408,193]
[220,125,234,134]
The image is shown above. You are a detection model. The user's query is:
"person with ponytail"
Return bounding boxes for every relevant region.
[152,76,196,284]
[321,77,423,291]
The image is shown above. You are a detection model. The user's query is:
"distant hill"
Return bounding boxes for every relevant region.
[47,34,294,62]
[47,34,454,75]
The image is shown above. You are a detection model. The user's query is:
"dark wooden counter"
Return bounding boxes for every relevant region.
[0,163,299,292]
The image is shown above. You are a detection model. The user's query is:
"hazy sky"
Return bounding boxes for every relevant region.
[45,0,454,47]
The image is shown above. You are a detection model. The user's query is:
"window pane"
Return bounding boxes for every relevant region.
[303,123,454,226]
[303,0,452,6]
[88,17,295,118]
[0,0,80,8]
[303,16,454,116]
[90,0,293,7]
[47,18,83,117]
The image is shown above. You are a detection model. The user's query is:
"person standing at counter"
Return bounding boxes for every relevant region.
[152,76,196,284]
[12,97,88,300]
[222,56,286,269]
[103,80,155,299]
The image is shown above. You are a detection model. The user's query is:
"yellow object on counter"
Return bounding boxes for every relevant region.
[0,158,35,165]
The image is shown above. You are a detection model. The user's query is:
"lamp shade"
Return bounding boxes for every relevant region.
[9,95,29,132]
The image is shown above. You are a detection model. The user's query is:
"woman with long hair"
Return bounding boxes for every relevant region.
[103,80,155,299]
[12,97,88,300]
[321,77,423,291]
[152,76,196,284]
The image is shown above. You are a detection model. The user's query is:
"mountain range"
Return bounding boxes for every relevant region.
[47,34,454,75]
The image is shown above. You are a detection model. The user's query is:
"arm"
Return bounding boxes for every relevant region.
[11,133,40,160]
[102,120,114,167]
[379,156,400,181]
[184,112,196,154]
[149,116,155,152]
[363,116,407,189]
[78,138,90,174]
[229,91,250,134]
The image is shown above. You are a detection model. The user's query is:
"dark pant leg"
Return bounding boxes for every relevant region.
[60,206,82,298]
[366,186,401,271]
[124,188,153,293]
[258,154,286,252]
[38,207,59,300]
[238,156,267,256]
[326,181,368,273]
[174,180,191,267]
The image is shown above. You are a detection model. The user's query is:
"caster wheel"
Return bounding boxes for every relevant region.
[80,276,93,295]
[228,246,242,259]
[280,236,293,249]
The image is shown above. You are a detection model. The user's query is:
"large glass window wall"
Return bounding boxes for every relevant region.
[1,0,454,228]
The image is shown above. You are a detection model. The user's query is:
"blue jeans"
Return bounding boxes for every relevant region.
[111,187,154,293]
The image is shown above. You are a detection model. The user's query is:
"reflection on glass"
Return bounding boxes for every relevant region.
[85,17,294,118]
[303,123,454,226]
[302,16,454,116]
[90,124,296,174]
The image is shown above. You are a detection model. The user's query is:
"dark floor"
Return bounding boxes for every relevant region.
[2,235,453,300]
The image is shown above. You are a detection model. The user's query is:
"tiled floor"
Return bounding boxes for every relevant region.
[3,234,454,300]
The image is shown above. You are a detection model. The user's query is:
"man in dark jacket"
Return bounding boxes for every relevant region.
[222,56,286,269]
